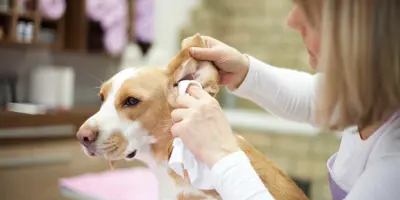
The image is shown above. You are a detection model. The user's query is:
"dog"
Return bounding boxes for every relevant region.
[76,33,308,200]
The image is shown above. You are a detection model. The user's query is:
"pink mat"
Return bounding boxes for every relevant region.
[59,167,159,200]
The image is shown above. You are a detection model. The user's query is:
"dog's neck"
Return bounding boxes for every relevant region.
[133,107,188,187]
[134,93,175,165]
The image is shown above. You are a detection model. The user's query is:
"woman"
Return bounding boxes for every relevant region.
[171,0,400,199]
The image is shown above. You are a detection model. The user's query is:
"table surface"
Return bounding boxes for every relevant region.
[60,188,103,200]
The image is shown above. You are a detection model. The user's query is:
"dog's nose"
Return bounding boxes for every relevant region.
[76,125,99,147]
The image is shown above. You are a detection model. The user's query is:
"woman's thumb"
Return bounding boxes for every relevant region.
[189,47,221,62]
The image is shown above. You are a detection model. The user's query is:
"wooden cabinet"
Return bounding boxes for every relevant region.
[0,0,65,50]
[0,0,135,57]
[63,0,105,55]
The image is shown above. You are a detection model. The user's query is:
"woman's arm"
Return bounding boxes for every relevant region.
[211,151,275,200]
[230,55,319,125]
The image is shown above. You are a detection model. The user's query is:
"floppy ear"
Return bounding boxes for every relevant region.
[167,33,219,98]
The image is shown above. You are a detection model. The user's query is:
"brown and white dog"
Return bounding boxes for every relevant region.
[76,34,308,200]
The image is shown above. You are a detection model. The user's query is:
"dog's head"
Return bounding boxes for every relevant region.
[76,34,219,163]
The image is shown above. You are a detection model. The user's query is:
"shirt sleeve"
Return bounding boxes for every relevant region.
[211,151,275,200]
[229,55,319,125]
[344,156,400,200]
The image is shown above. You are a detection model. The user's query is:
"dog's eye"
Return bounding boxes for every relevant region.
[100,94,104,102]
[123,97,140,107]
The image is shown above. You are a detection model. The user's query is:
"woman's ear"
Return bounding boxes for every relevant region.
[167,34,219,97]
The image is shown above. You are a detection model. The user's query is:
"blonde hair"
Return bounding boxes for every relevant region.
[297,0,400,130]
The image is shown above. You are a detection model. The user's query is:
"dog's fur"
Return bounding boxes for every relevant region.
[76,34,308,200]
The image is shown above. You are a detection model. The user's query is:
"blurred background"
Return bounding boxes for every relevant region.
[0,0,339,199]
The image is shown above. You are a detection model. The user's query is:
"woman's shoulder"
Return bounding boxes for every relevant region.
[367,119,400,167]
[375,117,400,153]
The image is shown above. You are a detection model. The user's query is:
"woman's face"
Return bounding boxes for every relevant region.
[286,4,321,70]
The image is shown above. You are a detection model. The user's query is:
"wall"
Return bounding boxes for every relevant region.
[145,0,200,67]
[181,0,313,110]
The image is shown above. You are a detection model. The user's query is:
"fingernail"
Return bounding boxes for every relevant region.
[186,87,193,94]
[186,86,194,94]
[189,47,196,55]
[189,84,200,90]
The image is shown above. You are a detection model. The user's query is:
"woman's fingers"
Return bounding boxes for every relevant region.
[187,85,211,99]
[189,46,223,62]
[175,95,197,108]
[170,119,188,137]
[171,108,188,123]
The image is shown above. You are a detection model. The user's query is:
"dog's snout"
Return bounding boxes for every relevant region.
[76,125,99,147]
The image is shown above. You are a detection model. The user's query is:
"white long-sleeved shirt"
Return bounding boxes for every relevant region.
[210,56,400,200]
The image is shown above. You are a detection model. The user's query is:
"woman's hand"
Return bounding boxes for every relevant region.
[171,85,241,168]
[181,35,250,90]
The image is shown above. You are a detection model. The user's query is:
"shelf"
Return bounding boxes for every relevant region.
[0,9,34,19]
[0,40,121,60]
[0,9,12,16]
[0,9,60,22]
[0,40,50,49]
[0,107,99,129]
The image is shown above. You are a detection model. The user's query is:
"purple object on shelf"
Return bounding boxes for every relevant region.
[38,0,66,20]
[85,0,155,55]
[134,0,154,43]
[86,0,128,55]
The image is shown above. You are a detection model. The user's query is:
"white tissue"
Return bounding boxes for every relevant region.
[168,80,215,190]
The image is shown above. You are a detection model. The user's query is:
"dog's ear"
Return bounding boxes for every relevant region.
[167,33,219,98]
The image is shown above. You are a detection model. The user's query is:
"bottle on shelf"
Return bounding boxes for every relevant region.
[16,21,26,42]
[24,21,34,43]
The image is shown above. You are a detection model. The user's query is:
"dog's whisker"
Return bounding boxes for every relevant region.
[87,75,105,91]
[88,75,104,85]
